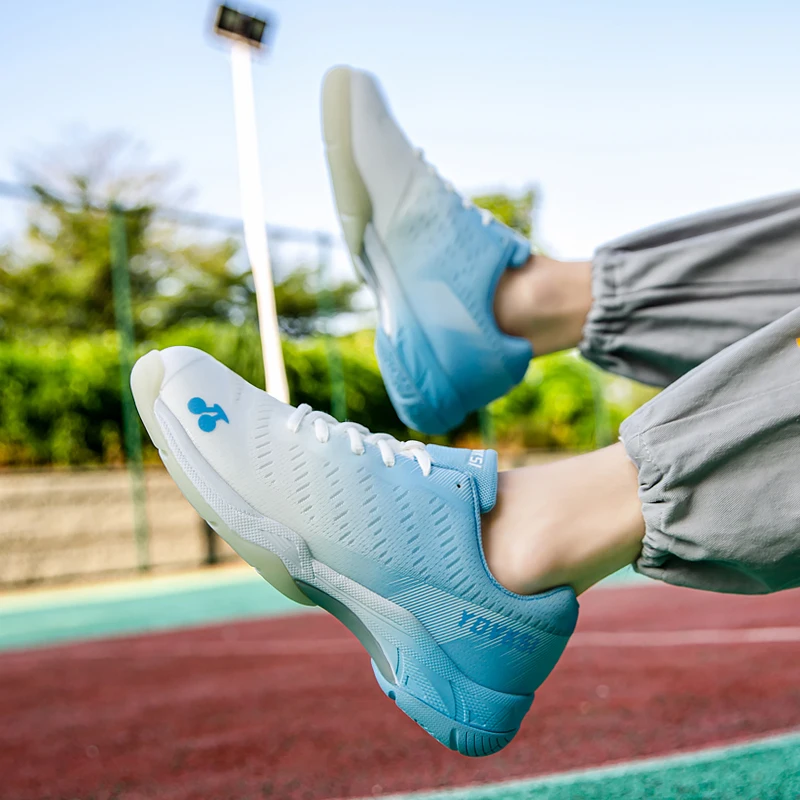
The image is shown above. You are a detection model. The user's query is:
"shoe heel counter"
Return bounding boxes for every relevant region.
[440,588,578,697]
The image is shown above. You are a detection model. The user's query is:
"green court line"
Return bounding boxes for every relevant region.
[0,567,263,611]
[0,569,307,652]
[597,564,649,587]
[0,565,645,653]
[369,731,800,800]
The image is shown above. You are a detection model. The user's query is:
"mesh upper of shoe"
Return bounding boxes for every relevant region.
[373,169,532,404]
[157,347,577,699]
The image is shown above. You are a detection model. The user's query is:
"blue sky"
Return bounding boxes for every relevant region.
[1,0,799,258]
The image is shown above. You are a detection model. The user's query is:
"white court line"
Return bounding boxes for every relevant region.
[2,627,799,663]
[571,627,800,647]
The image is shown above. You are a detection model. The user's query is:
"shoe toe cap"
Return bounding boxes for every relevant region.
[146,348,276,491]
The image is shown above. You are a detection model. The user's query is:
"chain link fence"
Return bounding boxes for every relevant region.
[0,181,359,586]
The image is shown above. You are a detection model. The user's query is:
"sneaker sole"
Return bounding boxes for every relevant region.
[321,66,372,258]
[131,349,531,755]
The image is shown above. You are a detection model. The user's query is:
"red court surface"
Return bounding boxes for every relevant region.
[1,583,798,800]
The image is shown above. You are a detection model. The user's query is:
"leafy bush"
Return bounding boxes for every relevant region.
[0,323,657,467]
[0,333,126,465]
[490,353,657,451]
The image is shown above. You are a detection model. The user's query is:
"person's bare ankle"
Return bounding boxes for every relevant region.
[481,446,645,597]
[481,468,566,595]
[493,255,592,356]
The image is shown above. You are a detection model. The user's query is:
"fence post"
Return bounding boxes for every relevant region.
[201,520,219,565]
[317,233,347,421]
[479,407,496,447]
[109,204,150,571]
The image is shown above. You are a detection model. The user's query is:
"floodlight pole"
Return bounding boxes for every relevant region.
[227,38,289,402]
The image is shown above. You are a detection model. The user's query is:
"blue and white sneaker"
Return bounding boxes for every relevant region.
[322,66,533,434]
[131,347,578,756]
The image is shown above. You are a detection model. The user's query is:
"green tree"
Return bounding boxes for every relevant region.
[0,136,358,341]
[273,267,360,337]
[0,183,157,338]
[472,188,536,239]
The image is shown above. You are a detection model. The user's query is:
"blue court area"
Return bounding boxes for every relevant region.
[0,568,303,652]
[0,565,647,652]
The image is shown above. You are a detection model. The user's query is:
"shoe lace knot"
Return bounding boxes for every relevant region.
[286,404,433,476]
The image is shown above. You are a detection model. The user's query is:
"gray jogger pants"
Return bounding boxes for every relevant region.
[581,191,800,387]
[579,192,800,594]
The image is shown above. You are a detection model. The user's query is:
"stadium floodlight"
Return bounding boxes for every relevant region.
[212,4,289,403]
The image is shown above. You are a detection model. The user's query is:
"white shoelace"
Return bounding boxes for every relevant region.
[286,404,433,476]
[415,148,494,227]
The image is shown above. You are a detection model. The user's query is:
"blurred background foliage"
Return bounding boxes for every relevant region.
[0,138,657,467]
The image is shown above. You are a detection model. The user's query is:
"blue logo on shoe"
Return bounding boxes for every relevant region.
[458,610,537,655]
[187,397,229,432]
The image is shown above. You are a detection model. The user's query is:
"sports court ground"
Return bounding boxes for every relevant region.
[1,567,798,799]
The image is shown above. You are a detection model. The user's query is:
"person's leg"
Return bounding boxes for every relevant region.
[482,443,644,596]
[493,192,800,384]
[493,254,593,357]
[486,305,800,597]
[129,306,800,754]
[322,66,800,421]
[581,191,800,386]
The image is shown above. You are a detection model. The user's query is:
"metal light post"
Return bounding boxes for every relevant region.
[213,4,289,402]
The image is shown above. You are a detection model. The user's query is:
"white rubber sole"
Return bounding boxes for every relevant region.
[321,66,371,259]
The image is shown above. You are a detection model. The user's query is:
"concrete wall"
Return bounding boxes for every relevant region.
[0,466,238,587]
[0,452,570,588]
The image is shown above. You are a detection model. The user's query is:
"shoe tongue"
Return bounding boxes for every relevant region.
[427,445,498,513]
